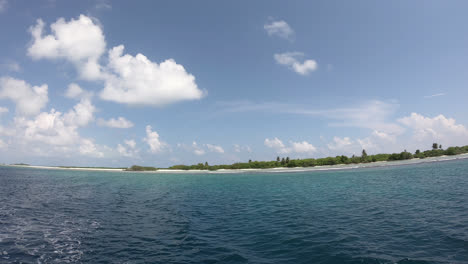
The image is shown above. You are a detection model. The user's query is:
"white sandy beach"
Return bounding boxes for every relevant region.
[3,153,468,174]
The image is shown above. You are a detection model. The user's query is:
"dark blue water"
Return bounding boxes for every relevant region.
[1,159,468,264]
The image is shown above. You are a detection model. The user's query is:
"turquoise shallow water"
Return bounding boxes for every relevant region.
[1,159,468,263]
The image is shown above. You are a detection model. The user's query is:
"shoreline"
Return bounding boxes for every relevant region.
[3,153,468,174]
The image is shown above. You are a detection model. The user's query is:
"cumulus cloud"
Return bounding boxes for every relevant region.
[264,20,294,41]
[63,98,96,127]
[264,137,286,150]
[117,139,139,157]
[79,138,103,157]
[265,137,316,155]
[0,90,107,159]
[65,83,93,99]
[97,116,134,128]
[325,136,377,156]
[327,136,353,151]
[191,141,205,155]
[14,98,95,146]
[0,77,48,116]
[371,130,396,142]
[322,112,468,156]
[144,125,166,153]
[234,144,252,153]
[16,110,79,146]
[28,15,106,80]
[125,139,136,149]
[274,52,317,75]
[291,141,317,153]
[178,141,225,155]
[205,144,224,153]
[27,15,204,107]
[398,113,468,147]
[100,45,204,106]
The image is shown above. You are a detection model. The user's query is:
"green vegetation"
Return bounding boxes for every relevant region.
[7,143,468,172]
[167,143,468,171]
[125,165,158,171]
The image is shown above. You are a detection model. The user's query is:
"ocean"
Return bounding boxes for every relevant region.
[1,159,467,263]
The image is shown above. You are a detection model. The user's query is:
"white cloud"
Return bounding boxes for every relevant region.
[424,93,445,99]
[0,106,8,114]
[0,77,48,116]
[205,144,224,153]
[264,137,286,150]
[144,125,166,153]
[322,113,468,156]
[371,130,396,142]
[65,83,93,99]
[264,20,294,41]
[117,139,139,157]
[398,113,468,147]
[265,137,316,155]
[63,98,96,127]
[27,15,204,107]
[97,116,134,128]
[179,141,226,155]
[14,98,95,146]
[326,136,371,156]
[274,52,317,75]
[192,141,205,155]
[327,136,353,151]
[234,144,241,152]
[125,139,136,149]
[100,45,204,106]
[16,110,79,146]
[291,141,317,153]
[79,138,103,157]
[27,15,106,80]
[234,144,252,153]
[0,94,103,159]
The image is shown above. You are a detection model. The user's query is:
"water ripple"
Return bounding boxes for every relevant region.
[1,160,468,263]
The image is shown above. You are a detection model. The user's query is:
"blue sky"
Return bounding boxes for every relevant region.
[0,0,467,167]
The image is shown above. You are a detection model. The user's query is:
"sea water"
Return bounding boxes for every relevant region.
[1,159,467,263]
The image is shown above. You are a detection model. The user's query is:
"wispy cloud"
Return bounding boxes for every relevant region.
[1,60,20,72]
[95,0,112,10]
[274,52,317,75]
[217,99,404,135]
[424,93,445,98]
[264,20,294,41]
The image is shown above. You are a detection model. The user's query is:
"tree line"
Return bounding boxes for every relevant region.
[129,143,468,171]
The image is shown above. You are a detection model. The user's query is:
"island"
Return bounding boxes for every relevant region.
[126,143,468,171]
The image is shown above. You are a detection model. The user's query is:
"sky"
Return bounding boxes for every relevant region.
[0,0,467,167]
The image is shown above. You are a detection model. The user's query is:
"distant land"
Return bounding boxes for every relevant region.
[4,144,468,173]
